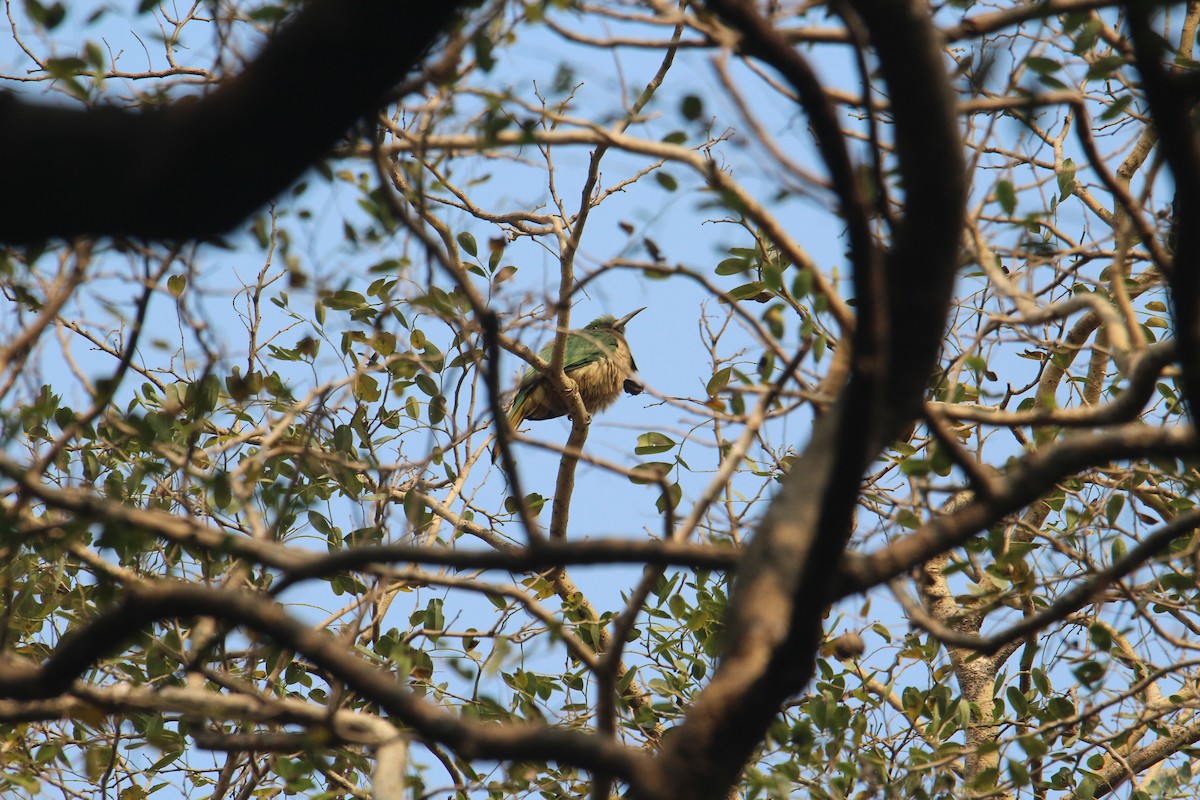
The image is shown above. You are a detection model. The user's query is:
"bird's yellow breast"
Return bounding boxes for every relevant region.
[573,339,633,413]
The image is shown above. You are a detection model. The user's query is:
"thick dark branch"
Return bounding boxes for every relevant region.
[0,0,469,242]
[943,0,1124,41]
[707,0,888,496]
[837,424,1199,596]
[1090,716,1200,798]
[652,4,964,798]
[0,582,652,784]
[930,342,1175,427]
[192,731,330,753]
[272,539,738,593]
[777,0,1126,47]
[1127,2,1200,426]
[0,455,735,586]
[706,0,876,262]
[894,508,1200,654]
[0,682,393,736]
[856,4,966,430]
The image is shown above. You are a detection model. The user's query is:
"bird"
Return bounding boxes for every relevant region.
[506,308,646,429]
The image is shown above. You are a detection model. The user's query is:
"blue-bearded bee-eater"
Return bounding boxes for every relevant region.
[506,308,645,429]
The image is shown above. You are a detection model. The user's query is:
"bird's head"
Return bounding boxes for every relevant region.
[585,307,646,332]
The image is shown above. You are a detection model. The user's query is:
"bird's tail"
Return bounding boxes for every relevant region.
[506,396,527,430]
[492,400,525,464]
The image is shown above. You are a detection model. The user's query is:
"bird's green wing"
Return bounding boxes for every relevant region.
[562,328,619,371]
[509,338,558,423]
[508,329,620,423]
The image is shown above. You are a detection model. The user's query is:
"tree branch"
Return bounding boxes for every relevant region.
[0,581,653,785]
[1128,2,1200,426]
[893,508,1200,655]
[651,3,964,797]
[838,424,1199,597]
[0,0,470,242]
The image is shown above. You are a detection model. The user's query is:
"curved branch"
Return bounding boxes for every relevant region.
[652,3,965,798]
[271,539,737,593]
[0,0,470,242]
[838,424,1199,596]
[930,341,1175,427]
[1128,3,1200,425]
[893,508,1200,655]
[0,581,652,784]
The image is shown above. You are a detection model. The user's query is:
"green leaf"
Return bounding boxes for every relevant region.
[1006,686,1028,716]
[762,260,782,292]
[1057,158,1076,200]
[727,282,769,301]
[635,432,675,455]
[995,180,1016,216]
[248,6,286,23]
[629,462,672,485]
[1072,19,1101,54]
[655,172,678,192]
[403,489,424,528]
[1018,733,1048,759]
[324,290,366,311]
[457,231,478,257]
[415,374,439,397]
[84,41,105,69]
[472,32,495,72]
[791,269,813,298]
[308,511,332,536]
[656,482,683,514]
[681,94,703,121]
[212,475,232,510]
[1086,55,1125,81]
[405,396,420,419]
[428,395,447,424]
[812,334,827,362]
[45,57,86,78]
[353,374,380,402]
[27,0,66,29]
[487,244,504,271]
[1038,73,1069,90]
[706,367,732,397]
[370,331,396,357]
[85,747,113,780]
[1104,494,1124,525]
[715,257,748,276]
[1024,56,1061,75]
[1008,758,1030,787]
[1100,94,1133,121]
[425,599,444,631]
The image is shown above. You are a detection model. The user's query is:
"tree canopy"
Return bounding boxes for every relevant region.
[3,2,1200,800]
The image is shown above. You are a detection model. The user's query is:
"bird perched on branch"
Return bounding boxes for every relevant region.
[507,308,646,429]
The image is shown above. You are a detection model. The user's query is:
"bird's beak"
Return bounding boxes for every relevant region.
[614,307,646,330]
